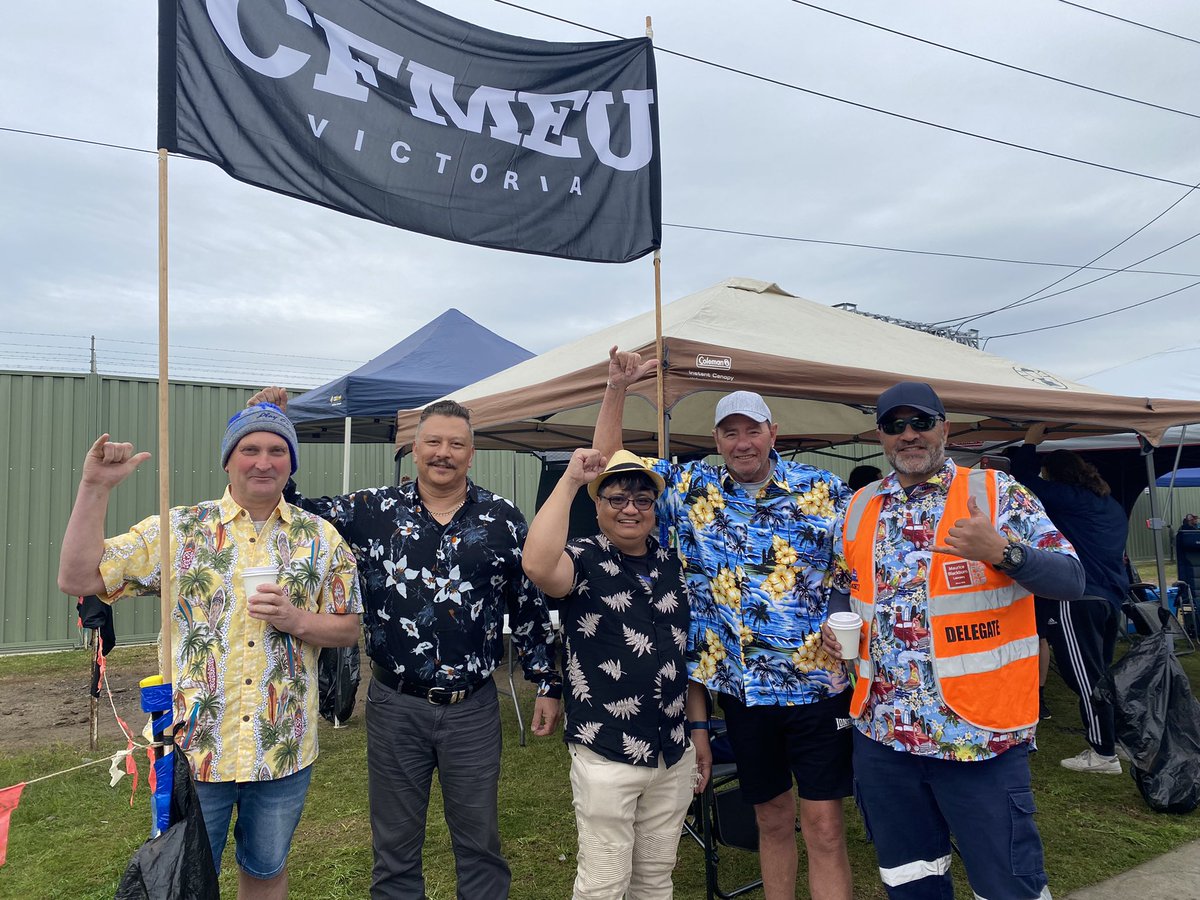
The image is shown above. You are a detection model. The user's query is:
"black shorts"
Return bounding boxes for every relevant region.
[717,690,854,805]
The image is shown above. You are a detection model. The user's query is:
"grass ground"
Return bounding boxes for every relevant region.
[2,575,1198,898]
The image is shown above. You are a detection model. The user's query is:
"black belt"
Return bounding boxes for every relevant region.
[371,662,484,706]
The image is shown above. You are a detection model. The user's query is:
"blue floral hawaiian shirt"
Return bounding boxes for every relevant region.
[648,451,852,706]
[832,459,1076,761]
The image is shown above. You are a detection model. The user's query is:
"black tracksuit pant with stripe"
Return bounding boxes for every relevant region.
[1039,596,1119,757]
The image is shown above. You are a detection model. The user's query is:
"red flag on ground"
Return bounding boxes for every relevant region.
[0,782,26,866]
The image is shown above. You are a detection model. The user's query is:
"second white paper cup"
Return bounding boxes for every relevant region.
[827,611,863,660]
[241,566,279,599]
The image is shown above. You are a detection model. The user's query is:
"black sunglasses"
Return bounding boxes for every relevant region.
[598,493,656,511]
[879,414,942,436]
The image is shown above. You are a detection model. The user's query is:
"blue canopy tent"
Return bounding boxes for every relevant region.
[1156,468,1200,488]
[287,308,533,446]
[284,308,531,727]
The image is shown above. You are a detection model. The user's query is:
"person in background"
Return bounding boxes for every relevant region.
[247,387,560,900]
[848,465,883,492]
[523,448,710,900]
[596,347,854,900]
[1008,427,1129,774]
[826,382,1083,900]
[58,405,362,900]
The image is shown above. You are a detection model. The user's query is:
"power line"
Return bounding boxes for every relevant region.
[662,222,1200,277]
[787,0,1200,121]
[493,0,1198,189]
[933,182,1200,328]
[6,124,1199,279]
[1055,1,1200,47]
[0,125,156,156]
[985,278,1200,340]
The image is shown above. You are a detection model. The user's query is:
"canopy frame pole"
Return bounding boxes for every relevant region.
[647,16,667,459]
[652,249,666,458]
[157,148,173,682]
[1143,442,1170,610]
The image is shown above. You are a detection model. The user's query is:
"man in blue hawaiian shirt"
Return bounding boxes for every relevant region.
[596,348,854,900]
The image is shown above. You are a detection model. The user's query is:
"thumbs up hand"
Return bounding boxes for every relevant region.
[931,496,1009,564]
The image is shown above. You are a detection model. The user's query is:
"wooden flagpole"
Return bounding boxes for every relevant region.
[647,16,667,458]
[157,148,173,682]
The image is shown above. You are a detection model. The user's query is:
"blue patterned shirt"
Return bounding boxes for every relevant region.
[832,459,1076,761]
[648,451,852,706]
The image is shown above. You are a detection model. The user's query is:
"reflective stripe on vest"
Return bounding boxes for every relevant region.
[845,467,1038,731]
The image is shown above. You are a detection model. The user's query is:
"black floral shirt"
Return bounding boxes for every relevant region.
[287,478,560,697]
[558,533,691,767]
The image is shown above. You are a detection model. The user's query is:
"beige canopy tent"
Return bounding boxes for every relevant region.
[395,278,1200,456]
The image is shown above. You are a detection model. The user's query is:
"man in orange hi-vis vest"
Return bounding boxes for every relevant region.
[821,382,1084,900]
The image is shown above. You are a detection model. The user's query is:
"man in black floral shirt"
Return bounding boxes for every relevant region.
[249,389,561,900]
[525,448,711,900]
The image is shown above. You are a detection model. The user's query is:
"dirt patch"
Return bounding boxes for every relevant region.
[0,649,157,753]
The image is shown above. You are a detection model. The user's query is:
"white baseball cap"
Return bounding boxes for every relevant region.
[714,391,772,426]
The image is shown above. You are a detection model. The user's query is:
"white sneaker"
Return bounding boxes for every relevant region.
[1061,748,1122,774]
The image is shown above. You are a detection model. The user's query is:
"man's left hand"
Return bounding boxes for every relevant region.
[931,496,1007,565]
[246,584,301,633]
[531,696,562,736]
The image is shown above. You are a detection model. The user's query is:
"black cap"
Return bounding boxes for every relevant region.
[876,381,945,423]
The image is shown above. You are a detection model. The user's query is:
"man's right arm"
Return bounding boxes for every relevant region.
[58,435,151,597]
[593,346,658,458]
[523,449,604,598]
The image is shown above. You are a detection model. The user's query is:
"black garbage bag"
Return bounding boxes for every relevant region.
[318,645,361,725]
[1095,630,1200,813]
[114,750,220,899]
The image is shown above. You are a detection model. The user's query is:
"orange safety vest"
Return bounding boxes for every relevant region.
[842,467,1038,733]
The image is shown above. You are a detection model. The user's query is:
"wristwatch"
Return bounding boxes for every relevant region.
[996,541,1028,573]
[686,721,710,733]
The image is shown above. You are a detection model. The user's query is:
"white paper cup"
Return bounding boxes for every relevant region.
[827,611,863,660]
[241,566,279,599]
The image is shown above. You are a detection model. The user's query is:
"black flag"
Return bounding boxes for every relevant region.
[159,0,661,263]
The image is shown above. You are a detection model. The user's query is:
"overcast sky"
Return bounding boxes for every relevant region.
[3,0,1199,395]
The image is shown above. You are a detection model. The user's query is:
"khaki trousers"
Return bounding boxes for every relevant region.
[568,742,696,900]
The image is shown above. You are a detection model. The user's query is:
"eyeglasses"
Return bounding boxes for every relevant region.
[598,494,656,511]
[879,414,942,436]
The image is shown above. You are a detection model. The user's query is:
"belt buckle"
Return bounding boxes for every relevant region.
[427,686,466,705]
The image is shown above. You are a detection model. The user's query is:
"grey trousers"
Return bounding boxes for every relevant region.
[366,676,510,900]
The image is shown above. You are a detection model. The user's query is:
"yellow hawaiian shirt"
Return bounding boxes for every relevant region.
[100,488,361,783]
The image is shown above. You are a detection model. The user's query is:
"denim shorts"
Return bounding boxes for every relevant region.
[194,764,313,878]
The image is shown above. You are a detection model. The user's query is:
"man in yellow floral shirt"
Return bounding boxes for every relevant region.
[59,404,362,900]
[597,348,854,900]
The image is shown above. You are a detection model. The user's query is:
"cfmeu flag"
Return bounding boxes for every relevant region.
[158,0,661,263]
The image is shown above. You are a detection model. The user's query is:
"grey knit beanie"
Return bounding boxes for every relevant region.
[221,403,299,474]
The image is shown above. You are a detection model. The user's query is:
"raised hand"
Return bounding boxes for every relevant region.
[931,496,1007,564]
[564,448,607,487]
[247,386,289,410]
[80,434,152,491]
[607,345,659,390]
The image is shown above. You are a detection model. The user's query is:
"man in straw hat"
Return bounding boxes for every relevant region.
[597,348,854,900]
[524,447,711,900]
[58,403,362,900]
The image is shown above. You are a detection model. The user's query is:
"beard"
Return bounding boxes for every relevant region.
[884,439,946,482]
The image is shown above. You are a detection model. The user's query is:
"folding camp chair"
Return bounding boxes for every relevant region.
[682,719,763,900]
[1123,588,1195,655]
